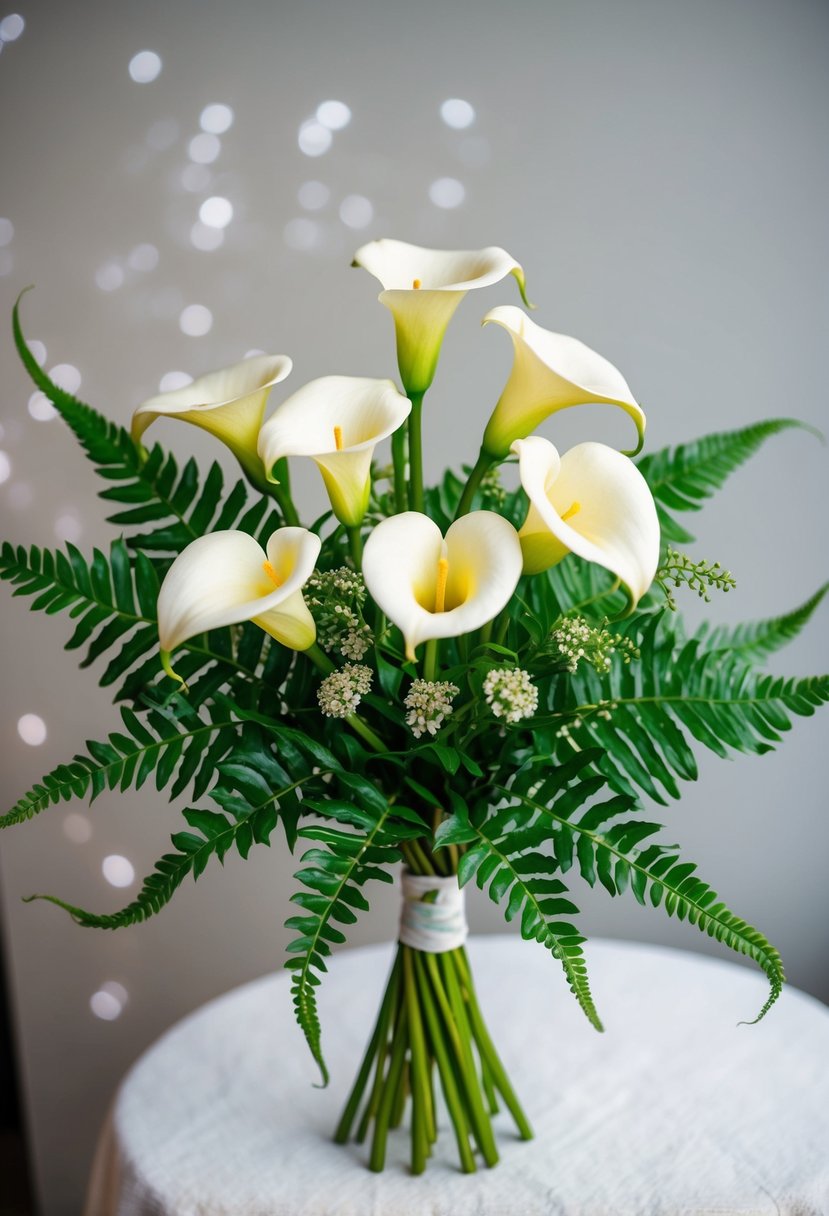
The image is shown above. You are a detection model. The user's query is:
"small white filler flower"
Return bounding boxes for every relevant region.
[483,668,539,724]
[317,664,374,718]
[404,679,460,739]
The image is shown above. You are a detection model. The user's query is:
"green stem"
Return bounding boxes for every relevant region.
[454,950,533,1140]
[391,426,408,513]
[440,952,499,1166]
[413,951,477,1173]
[348,526,363,570]
[334,953,401,1143]
[404,947,434,1172]
[369,1000,409,1172]
[494,611,511,647]
[423,638,439,682]
[407,391,425,512]
[455,448,495,520]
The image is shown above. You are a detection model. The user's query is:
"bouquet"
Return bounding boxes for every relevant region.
[3,239,827,1176]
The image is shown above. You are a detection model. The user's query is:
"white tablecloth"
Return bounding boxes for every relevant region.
[84,936,829,1215]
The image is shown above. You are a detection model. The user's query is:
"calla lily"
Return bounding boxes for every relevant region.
[157,527,321,684]
[131,355,293,486]
[362,510,522,661]
[482,306,646,459]
[257,375,411,526]
[513,435,659,610]
[352,239,530,395]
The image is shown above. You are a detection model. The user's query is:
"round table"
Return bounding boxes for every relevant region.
[83,936,829,1215]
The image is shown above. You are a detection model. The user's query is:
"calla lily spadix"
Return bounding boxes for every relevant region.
[131,355,293,487]
[257,375,411,526]
[362,510,523,661]
[513,435,660,611]
[157,527,321,685]
[481,307,647,459]
[352,239,530,395]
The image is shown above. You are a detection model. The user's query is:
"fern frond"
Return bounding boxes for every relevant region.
[499,780,785,1023]
[637,419,819,544]
[23,755,325,929]
[1,703,241,829]
[286,776,403,1085]
[697,583,829,662]
[435,759,608,1031]
[541,616,829,804]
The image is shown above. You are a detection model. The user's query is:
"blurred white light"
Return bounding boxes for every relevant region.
[180,163,212,193]
[54,511,83,543]
[8,481,32,509]
[128,50,162,84]
[199,196,234,229]
[339,194,373,230]
[298,180,329,211]
[0,13,24,41]
[102,980,128,1004]
[0,217,13,246]
[316,100,351,130]
[95,262,124,292]
[49,363,81,394]
[190,222,225,251]
[17,713,47,746]
[244,348,266,359]
[429,177,466,209]
[179,304,213,336]
[28,391,58,422]
[102,854,135,888]
[28,340,47,366]
[128,243,159,272]
[0,249,12,277]
[298,121,332,158]
[63,813,92,844]
[283,217,320,252]
[146,118,179,150]
[159,371,193,393]
[188,133,221,164]
[200,103,234,134]
[0,450,10,483]
[440,98,475,129]
[459,136,491,169]
[90,989,123,1021]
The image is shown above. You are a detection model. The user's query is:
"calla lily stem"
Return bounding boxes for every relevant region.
[407,391,425,511]
[391,428,408,513]
[455,448,496,520]
[348,526,363,570]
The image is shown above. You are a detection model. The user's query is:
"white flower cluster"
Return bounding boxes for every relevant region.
[317,663,373,719]
[551,615,638,675]
[404,679,460,739]
[305,566,373,661]
[483,667,538,724]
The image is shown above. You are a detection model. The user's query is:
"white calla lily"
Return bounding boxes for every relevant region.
[157,527,321,684]
[362,510,522,661]
[352,239,530,395]
[132,355,293,486]
[257,375,411,526]
[513,435,660,610]
[482,307,646,459]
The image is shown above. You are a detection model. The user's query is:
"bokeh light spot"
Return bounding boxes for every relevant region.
[28,392,58,422]
[128,50,162,84]
[0,217,13,246]
[440,98,476,129]
[159,371,193,393]
[339,194,373,229]
[199,196,234,229]
[102,855,135,888]
[316,100,351,130]
[188,133,221,165]
[298,121,332,158]
[179,304,213,336]
[63,813,92,844]
[0,13,24,41]
[200,103,234,134]
[429,177,466,209]
[18,713,47,746]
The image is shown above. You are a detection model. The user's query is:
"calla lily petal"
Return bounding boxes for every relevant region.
[513,435,660,609]
[362,510,522,660]
[157,526,321,682]
[257,375,411,526]
[352,239,529,395]
[482,307,646,458]
[132,355,293,482]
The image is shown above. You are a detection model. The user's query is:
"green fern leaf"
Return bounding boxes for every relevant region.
[1,703,240,829]
[637,419,819,544]
[286,783,400,1085]
[500,781,784,1023]
[698,583,829,662]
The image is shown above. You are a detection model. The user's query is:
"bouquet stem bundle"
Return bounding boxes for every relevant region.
[336,926,531,1173]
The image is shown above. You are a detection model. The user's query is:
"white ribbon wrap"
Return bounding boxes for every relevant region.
[398,871,468,953]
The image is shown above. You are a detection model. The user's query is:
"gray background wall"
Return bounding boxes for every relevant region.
[0,1,827,1212]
